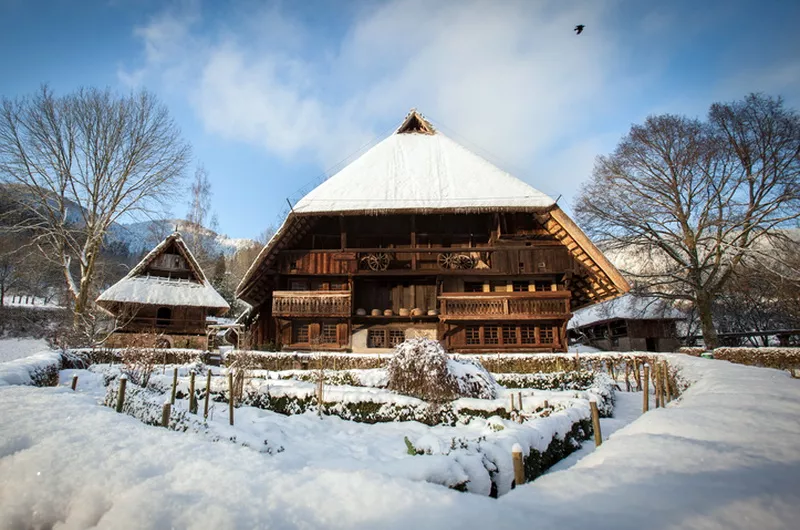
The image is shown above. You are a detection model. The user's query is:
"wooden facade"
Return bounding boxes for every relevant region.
[236,110,629,353]
[238,210,629,353]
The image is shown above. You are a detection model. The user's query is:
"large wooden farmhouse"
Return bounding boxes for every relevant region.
[237,111,629,353]
[97,232,229,349]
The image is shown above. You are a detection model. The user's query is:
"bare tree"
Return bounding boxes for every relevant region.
[575,94,800,348]
[0,86,190,328]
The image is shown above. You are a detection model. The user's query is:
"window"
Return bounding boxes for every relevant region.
[321,323,337,344]
[502,325,517,344]
[156,307,172,327]
[289,280,307,291]
[367,329,387,348]
[464,282,484,293]
[534,281,551,292]
[293,322,309,343]
[330,281,347,291]
[484,325,499,345]
[367,328,407,348]
[466,326,481,345]
[521,325,536,344]
[388,329,405,347]
[512,281,529,292]
[541,327,554,344]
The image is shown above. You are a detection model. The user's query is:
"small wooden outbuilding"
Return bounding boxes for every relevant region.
[96,232,229,348]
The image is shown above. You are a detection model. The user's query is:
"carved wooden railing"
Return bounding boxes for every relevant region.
[272,291,352,317]
[438,291,571,320]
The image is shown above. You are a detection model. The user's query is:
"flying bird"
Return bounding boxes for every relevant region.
[574,24,585,35]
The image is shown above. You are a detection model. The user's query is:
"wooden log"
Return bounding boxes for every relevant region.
[643,365,650,412]
[228,371,235,426]
[511,443,525,487]
[116,375,127,413]
[204,370,212,419]
[189,370,197,414]
[590,398,602,446]
[161,401,171,428]
[71,374,78,391]
[171,367,178,405]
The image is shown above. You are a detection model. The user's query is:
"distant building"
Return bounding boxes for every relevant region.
[96,232,229,349]
[568,294,684,352]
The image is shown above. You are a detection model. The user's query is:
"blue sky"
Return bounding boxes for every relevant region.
[2,0,799,240]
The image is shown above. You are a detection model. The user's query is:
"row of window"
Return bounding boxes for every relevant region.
[367,328,406,348]
[292,322,339,344]
[465,324,555,346]
[463,281,555,292]
[288,279,348,291]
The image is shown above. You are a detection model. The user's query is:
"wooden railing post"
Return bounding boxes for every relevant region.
[512,443,526,487]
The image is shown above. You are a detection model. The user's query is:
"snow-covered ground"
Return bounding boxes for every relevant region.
[0,338,52,363]
[1,351,799,529]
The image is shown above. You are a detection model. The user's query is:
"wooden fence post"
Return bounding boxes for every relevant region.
[518,392,523,412]
[228,371,235,426]
[511,443,525,487]
[643,365,650,412]
[590,398,602,446]
[170,367,178,405]
[624,363,631,392]
[543,399,549,410]
[634,359,642,391]
[189,370,197,414]
[663,362,671,404]
[116,375,127,413]
[654,364,662,408]
[204,370,212,419]
[161,401,171,428]
[71,374,78,391]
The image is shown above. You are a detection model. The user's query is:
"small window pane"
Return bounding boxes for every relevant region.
[367,329,386,348]
[293,322,309,343]
[484,325,499,345]
[466,326,481,345]
[521,325,536,344]
[321,323,337,344]
[502,325,517,344]
[541,327,554,344]
[388,329,405,347]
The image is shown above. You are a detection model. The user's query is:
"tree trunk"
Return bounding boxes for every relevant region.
[696,294,718,349]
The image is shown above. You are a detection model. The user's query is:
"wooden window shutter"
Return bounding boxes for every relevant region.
[336,323,349,346]
[309,322,321,344]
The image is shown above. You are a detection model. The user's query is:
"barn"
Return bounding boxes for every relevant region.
[236,110,629,353]
[96,232,229,349]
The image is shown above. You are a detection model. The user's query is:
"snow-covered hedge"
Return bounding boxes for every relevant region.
[494,370,596,391]
[0,350,62,387]
[70,347,210,366]
[710,347,800,370]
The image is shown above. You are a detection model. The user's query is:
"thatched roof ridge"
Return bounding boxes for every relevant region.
[97,232,229,314]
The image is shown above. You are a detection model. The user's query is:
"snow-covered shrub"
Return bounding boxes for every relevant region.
[447,358,498,399]
[494,370,596,391]
[386,338,460,402]
[0,351,62,387]
[120,347,161,388]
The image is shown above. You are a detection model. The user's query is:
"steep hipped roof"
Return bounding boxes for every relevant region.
[97,232,229,314]
[292,110,555,216]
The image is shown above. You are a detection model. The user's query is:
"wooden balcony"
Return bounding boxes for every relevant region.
[122,317,208,335]
[272,290,351,318]
[438,291,571,321]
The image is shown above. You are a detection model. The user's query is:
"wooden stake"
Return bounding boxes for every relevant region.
[510,395,516,412]
[643,365,650,412]
[71,374,78,391]
[590,399,602,446]
[511,443,525,487]
[161,401,171,428]
[189,370,197,414]
[518,392,523,412]
[170,367,178,405]
[634,359,642,391]
[204,370,212,419]
[654,365,662,408]
[116,375,127,413]
[228,371,235,426]
[543,399,549,410]
[663,362,671,403]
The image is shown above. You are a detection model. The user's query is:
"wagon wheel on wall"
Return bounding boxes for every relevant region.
[361,252,391,271]
[438,253,456,269]
[454,254,474,269]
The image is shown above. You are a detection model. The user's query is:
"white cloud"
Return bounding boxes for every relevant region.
[120,0,636,189]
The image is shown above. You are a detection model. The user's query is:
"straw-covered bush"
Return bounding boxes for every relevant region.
[386,338,498,401]
[711,347,800,371]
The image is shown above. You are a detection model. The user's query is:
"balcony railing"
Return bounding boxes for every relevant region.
[122,317,209,335]
[438,291,571,320]
[272,290,352,318]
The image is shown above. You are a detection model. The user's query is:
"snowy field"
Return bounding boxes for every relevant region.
[1,345,799,529]
[0,337,51,363]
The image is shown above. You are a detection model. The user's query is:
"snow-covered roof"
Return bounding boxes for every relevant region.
[568,294,684,330]
[97,232,229,314]
[292,110,554,215]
